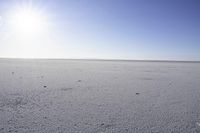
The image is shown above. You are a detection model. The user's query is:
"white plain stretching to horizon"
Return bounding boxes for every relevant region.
[0,59,200,132]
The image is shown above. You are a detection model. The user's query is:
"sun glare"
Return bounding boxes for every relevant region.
[14,11,41,33]
[9,5,47,35]
[3,3,55,58]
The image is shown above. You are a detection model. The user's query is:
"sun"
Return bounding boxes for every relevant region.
[14,10,41,33]
[3,2,55,58]
[9,5,47,35]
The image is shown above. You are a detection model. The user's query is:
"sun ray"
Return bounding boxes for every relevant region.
[8,2,48,36]
[2,2,56,58]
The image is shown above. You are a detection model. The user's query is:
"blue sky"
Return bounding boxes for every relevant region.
[0,0,199,60]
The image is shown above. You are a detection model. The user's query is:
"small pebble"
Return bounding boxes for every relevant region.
[101,123,105,126]
[136,93,140,95]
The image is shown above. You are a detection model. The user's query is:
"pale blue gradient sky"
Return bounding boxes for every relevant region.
[0,0,200,60]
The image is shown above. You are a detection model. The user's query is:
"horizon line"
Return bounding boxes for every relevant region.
[0,57,200,63]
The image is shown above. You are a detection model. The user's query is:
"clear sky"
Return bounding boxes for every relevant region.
[0,0,199,60]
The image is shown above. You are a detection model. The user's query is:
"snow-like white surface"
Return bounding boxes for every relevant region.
[0,59,200,133]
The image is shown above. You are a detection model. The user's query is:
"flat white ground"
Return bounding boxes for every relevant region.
[0,59,200,133]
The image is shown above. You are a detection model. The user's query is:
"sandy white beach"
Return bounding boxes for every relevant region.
[0,59,200,133]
